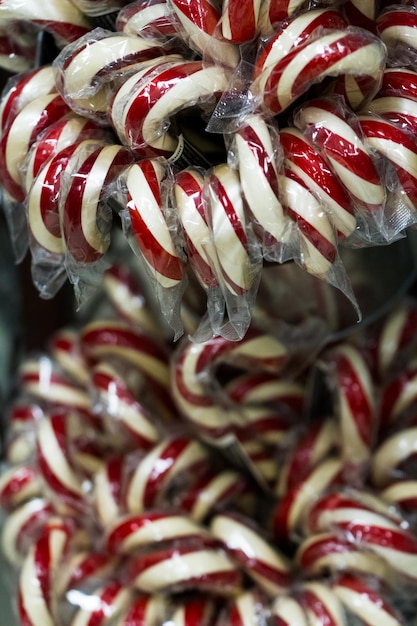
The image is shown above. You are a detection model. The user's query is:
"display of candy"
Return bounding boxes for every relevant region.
[0,260,416,624]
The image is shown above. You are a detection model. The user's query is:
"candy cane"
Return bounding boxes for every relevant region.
[170,597,217,626]
[233,114,288,248]
[328,343,377,470]
[343,0,377,31]
[367,95,417,137]
[0,0,90,44]
[106,511,210,554]
[56,551,114,597]
[224,590,268,626]
[278,169,338,277]
[280,126,356,240]
[258,0,311,36]
[93,455,125,526]
[0,30,32,73]
[61,142,134,264]
[171,329,288,440]
[69,580,132,626]
[358,113,417,213]
[333,573,404,626]
[55,30,168,122]
[115,595,167,626]
[111,58,229,158]
[128,541,242,595]
[372,427,417,489]
[377,6,417,54]
[206,163,255,296]
[18,517,72,626]
[375,301,417,381]
[0,93,71,202]
[377,67,417,101]
[170,0,239,67]
[298,581,346,626]
[211,512,292,595]
[49,328,89,386]
[271,595,309,626]
[221,0,260,43]
[0,464,42,511]
[295,98,386,215]
[116,0,178,40]
[381,479,417,515]
[174,167,218,290]
[253,28,385,115]
[379,361,417,428]
[90,361,160,449]
[121,159,184,289]
[1,498,53,565]
[124,436,209,514]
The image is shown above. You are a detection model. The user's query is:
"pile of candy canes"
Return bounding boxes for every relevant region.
[0,262,417,625]
[1,1,417,337]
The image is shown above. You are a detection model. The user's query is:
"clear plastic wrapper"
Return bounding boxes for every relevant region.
[116,0,180,42]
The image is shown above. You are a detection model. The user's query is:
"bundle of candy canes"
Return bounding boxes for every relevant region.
[2,1,417,338]
[0,260,417,625]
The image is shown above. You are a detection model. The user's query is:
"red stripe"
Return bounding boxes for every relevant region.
[298,534,354,571]
[225,0,256,42]
[170,0,220,32]
[143,437,191,507]
[32,19,90,44]
[335,574,399,617]
[287,207,337,264]
[65,553,111,592]
[238,124,280,197]
[0,466,36,508]
[343,0,376,31]
[119,597,150,624]
[81,324,168,365]
[300,588,339,626]
[337,521,417,554]
[87,581,123,626]
[379,69,417,100]
[210,173,247,248]
[377,9,417,34]
[106,512,168,553]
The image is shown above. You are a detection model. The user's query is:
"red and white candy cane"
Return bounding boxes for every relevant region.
[116,0,179,41]
[0,464,42,512]
[90,361,160,450]
[206,163,257,297]
[343,0,377,31]
[18,516,73,626]
[106,511,210,555]
[121,159,184,290]
[298,581,346,626]
[272,456,344,544]
[68,580,132,626]
[110,58,229,158]
[276,418,338,497]
[54,30,169,123]
[24,115,104,194]
[27,139,106,260]
[115,595,167,626]
[49,328,89,386]
[232,114,288,250]
[1,498,53,566]
[377,67,417,101]
[253,20,385,114]
[367,92,417,137]
[174,167,218,290]
[372,426,417,489]
[0,0,90,44]
[295,98,386,216]
[211,512,292,596]
[375,301,417,382]
[19,357,91,414]
[56,550,115,598]
[333,573,404,626]
[306,490,417,583]
[258,0,310,36]
[381,479,417,516]
[271,594,309,626]
[0,27,32,74]
[61,142,134,264]
[0,92,71,202]
[128,540,242,595]
[280,126,356,240]
[170,597,217,626]
[171,329,288,440]
[93,455,125,526]
[358,113,417,215]
[223,590,268,626]
[278,169,338,277]
[377,6,417,55]
[36,412,85,514]
[170,0,239,67]
[177,467,250,522]
[124,436,209,514]
[379,359,417,428]
[327,343,377,471]
[295,531,394,586]
[221,0,260,43]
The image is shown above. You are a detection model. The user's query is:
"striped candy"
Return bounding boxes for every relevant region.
[221,0,260,43]
[116,0,179,40]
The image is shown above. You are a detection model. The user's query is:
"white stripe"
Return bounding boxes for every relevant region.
[38,418,82,496]
[19,548,54,626]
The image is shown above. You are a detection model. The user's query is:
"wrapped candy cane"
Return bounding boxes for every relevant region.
[0,464,42,511]
[60,142,134,267]
[67,579,132,626]
[298,581,346,626]
[124,436,209,514]
[279,126,356,240]
[253,16,385,114]
[1,498,53,565]
[377,66,417,101]
[116,0,179,41]
[211,512,292,595]
[271,594,309,626]
[0,92,71,202]
[258,0,308,36]
[54,29,170,123]
[358,113,417,222]
[110,58,229,159]
[221,589,269,626]
[0,0,90,45]
[367,92,417,137]
[231,114,288,255]
[220,0,260,43]
[128,540,242,595]
[295,98,387,226]
[333,573,405,626]
[169,0,239,67]
[0,27,32,74]
[115,595,167,626]
[377,6,417,57]
[343,0,377,31]
[381,479,417,516]
[169,596,217,626]
[372,426,417,488]
[93,455,125,526]
[18,516,73,626]
[171,329,288,440]
[327,343,377,472]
